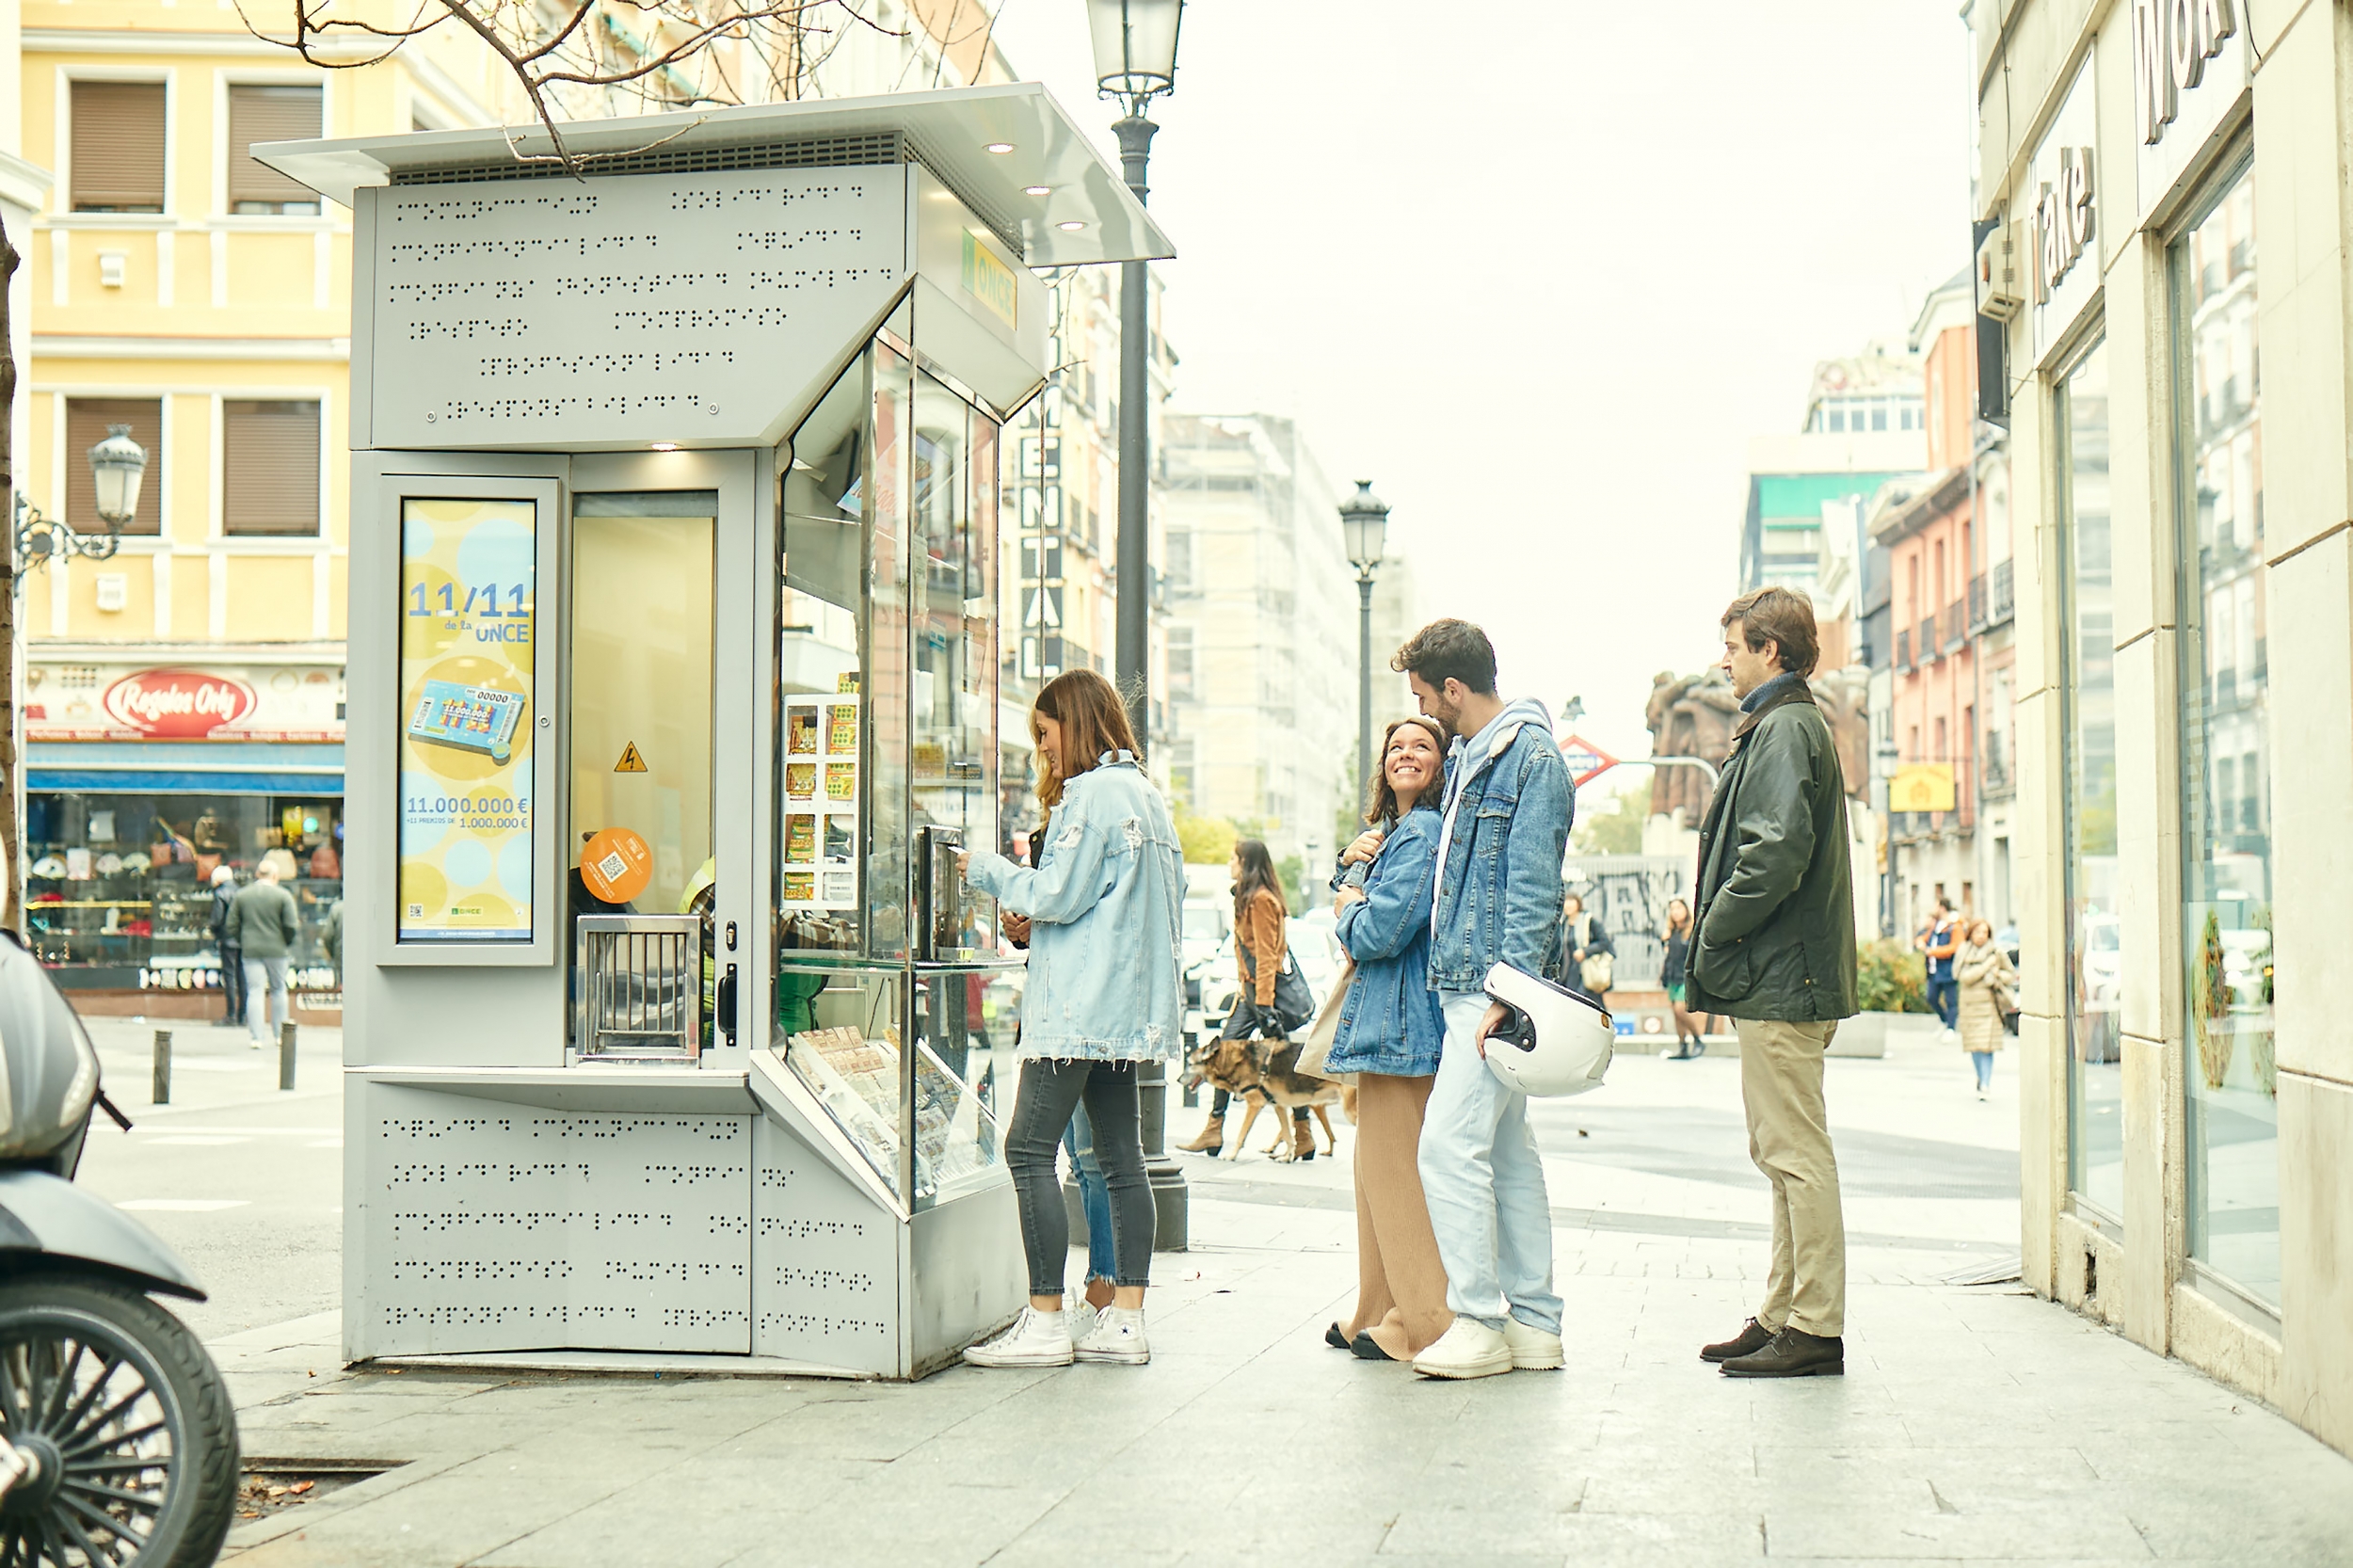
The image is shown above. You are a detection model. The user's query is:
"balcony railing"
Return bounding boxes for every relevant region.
[1980,730,2014,801]
[1919,615,1940,664]
[1896,628,1913,672]
[1945,599,1968,653]
[1991,558,2015,627]
[1968,573,1988,632]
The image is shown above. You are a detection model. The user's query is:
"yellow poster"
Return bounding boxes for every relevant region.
[398,497,536,942]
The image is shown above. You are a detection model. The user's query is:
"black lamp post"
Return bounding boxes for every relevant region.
[1339,481,1390,795]
[14,423,147,591]
[1090,0,1181,741]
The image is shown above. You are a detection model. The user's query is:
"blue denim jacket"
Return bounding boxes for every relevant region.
[1327,807,1446,1076]
[964,753,1185,1063]
[1427,697,1575,993]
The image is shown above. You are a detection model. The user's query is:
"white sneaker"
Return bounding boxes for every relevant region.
[1411,1316,1513,1380]
[962,1307,1073,1368]
[1065,1293,1103,1345]
[1073,1305,1149,1365]
[1503,1316,1564,1370]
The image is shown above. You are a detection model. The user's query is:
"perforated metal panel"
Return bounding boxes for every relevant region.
[750,1112,899,1375]
[366,165,906,450]
[365,1086,752,1355]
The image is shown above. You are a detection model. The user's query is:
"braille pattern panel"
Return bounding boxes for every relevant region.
[364,1087,753,1357]
[369,167,905,450]
[751,1114,898,1375]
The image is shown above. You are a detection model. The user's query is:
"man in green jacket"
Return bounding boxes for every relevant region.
[225,861,302,1048]
[1686,585,1858,1380]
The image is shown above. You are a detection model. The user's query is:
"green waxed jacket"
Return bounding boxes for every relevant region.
[1685,676,1858,1023]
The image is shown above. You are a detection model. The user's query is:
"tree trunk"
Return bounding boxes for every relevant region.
[0,209,21,936]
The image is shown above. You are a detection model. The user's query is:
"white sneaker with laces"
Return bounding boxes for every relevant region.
[1411,1316,1513,1380]
[1503,1315,1564,1370]
[962,1307,1073,1368]
[1073,1305,1149,1365]
[1065,1294,1101,1346]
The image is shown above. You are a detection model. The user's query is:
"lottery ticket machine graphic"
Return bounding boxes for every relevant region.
[408,680,526,763]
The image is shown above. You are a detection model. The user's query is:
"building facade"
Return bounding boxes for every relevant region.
[1971,0,2349,1455]
[1739,344,1927,597]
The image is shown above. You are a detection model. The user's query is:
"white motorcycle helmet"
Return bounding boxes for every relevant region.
[1481,962,1614,1097]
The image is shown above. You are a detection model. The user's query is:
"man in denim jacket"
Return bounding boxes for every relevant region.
[1388,619,1576,1379]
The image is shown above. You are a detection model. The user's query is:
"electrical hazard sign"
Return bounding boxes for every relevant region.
[613,741,648,774]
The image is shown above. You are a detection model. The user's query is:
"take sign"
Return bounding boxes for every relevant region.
[1557,732,1618,788]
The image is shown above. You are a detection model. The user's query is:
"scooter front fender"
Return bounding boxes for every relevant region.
[0,1170,206,1302]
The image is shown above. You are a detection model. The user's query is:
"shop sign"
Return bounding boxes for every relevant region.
[2133,0,2249,219]
[1891,763,1957,814]
[27,663,343,742]
[101,669,256,738]
[2031,61,2101,364]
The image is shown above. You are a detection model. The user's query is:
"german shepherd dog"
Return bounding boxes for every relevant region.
[1194,1036,1343,1161]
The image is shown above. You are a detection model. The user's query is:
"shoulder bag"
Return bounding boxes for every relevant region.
[1292,958,1357,1084]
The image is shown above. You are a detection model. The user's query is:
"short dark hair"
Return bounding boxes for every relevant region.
[1721,586,1819,677]
[1391,618,1497,696]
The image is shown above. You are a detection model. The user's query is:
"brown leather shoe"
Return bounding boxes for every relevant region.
[1700,1318,1774,1363]
[1175,1116,1225,1155]
[1721,1325,1844,1378]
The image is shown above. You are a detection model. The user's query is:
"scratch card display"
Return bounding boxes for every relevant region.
[407,680,526,763]
[780,692,859,914]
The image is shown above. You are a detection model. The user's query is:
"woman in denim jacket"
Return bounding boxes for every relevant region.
[1323,715,1453,1362]
[958,668,1185,1369]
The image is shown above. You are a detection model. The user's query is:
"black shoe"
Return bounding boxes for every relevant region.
[1325,1321,1351,1350]
[1699,1317,1774,1363]
[1721,1325,1844,1378]
[1349,1332,1394,1362]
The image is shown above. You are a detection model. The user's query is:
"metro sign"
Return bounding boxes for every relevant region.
[102,669,258,738]
[1556,732,1617,788]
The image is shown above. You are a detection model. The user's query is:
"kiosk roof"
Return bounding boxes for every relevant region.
[255,82,1172,269]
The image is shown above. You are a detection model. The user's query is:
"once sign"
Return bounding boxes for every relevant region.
[2135,0,2238,145]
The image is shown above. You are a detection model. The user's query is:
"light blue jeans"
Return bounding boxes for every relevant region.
[1065,1105,1115,1286]
[1417,992,1562,1336]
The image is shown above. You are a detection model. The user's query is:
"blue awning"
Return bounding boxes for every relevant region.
[27,742,344,796]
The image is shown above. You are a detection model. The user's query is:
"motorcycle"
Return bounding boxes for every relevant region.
[0,934,238,1565]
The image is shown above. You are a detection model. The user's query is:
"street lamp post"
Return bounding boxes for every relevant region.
[1091,0,1186,1248]
[1338,481,1390,794]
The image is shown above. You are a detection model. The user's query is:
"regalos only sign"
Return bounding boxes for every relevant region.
[102,670,258,738]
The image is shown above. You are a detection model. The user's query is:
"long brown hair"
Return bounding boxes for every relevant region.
[1364,714,1448,825]
[1232,838,1284,921]
[1030,667,1143,819]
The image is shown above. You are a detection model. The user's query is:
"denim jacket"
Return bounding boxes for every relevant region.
[1427,697,1575,992]
[964,753,1185,1063]
[1328,808,1446,1076]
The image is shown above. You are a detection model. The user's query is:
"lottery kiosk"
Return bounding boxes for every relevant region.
[260,87,1170,1377]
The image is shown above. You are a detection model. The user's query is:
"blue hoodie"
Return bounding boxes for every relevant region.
[1426,696,1574,993]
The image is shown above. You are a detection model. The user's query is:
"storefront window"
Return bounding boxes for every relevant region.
[2174,161,2278,1304]
[2057,337,2124,1223]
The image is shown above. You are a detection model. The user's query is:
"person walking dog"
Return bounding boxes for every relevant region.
[1687,586,1859,1379]
[958,668,1185,1368]
[1372,619,1573,1381]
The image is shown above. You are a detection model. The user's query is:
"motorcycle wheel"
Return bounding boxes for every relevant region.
[0,1276,239,1567]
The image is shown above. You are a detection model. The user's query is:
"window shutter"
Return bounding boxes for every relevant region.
[70,82,167,212]
[223,401,322,536]
[228,86,323,205]
[64,399,166,536]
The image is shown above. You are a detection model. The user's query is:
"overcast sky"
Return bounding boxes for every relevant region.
[988,2,1974,788]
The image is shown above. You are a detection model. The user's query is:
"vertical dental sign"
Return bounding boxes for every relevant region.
[2134,0,2249,218]
[2031,62,2101,363]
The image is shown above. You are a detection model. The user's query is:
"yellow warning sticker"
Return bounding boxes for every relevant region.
[614,741,648,774]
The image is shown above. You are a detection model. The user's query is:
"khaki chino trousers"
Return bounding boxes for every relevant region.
[1735,1016,1847,1337]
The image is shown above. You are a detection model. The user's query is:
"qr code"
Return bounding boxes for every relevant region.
[407,903,424,918]
[597,852,629,881]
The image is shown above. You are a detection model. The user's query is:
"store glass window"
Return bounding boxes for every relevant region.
[2057,336,2124,1223]
[26,792,344,995]
[2173,160,2277,1304]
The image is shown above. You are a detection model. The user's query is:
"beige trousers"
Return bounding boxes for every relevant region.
[1342,1073,1452,1359]
[1736,1016,1847,1337]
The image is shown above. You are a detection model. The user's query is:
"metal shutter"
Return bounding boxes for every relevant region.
[223,401,322,536]
[64,398,165,536]
[70,82,166,212]
[228,86,323,206]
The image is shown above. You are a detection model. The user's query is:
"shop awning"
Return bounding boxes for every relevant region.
[27,742,344,795]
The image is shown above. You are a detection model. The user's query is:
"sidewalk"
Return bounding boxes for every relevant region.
[200,1032,2353,1567]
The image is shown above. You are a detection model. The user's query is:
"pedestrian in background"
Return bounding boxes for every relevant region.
[1324,714,1452,1362]
[1688,586,1858,1379]
[958,667,1184,1368]
[226,861,300,1049]
[1555,890,1615,1004]
[207,865,247,1031]
[1954,918,2014,1100]
[1662,896,1706,1059]
[1180,839,1313,1159]
[1920,897,1960,1037]
[1383,619,1574,1381]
